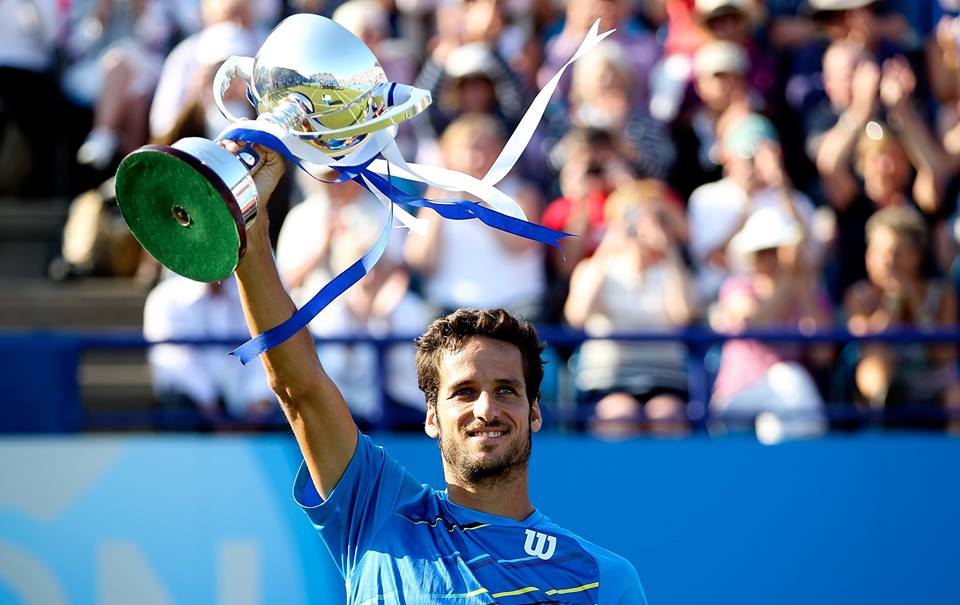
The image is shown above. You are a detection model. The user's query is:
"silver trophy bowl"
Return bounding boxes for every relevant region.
[115,13,431,282]
[215,13,430,155]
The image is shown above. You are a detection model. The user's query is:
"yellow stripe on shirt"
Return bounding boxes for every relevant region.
[491,586,539,598]
[545,581,600,595]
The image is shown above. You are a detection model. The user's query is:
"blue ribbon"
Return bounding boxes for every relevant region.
[219,125,572,363]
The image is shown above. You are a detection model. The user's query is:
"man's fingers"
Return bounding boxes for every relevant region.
[218,139,242,154]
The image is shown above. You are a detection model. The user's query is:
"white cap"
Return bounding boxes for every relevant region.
[445,43,498,79]
[807,0,877,12]
[730,206,803,256]
[693,41,749,78]
[695,0,752,19]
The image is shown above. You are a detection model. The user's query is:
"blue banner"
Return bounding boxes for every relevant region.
[1,435,958,604]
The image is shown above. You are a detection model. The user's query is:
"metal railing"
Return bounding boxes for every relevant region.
[2,326,958,432]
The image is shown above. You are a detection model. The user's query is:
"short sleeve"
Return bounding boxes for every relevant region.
[591,546,647,605]
[292,431,425,578]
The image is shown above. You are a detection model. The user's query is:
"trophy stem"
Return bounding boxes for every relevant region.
[260,96,312,132]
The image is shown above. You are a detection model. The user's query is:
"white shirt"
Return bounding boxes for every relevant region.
[143,275,272,414]
[423,213,545,311]
[310,289,430,420]
[688,179,815,301]
[0,0,62,71]
[275,188,392,313]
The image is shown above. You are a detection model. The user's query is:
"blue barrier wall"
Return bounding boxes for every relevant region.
[1,434,958,604]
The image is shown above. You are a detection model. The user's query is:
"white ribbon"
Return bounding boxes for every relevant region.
[483,20,613,186]
[220,20,613,231]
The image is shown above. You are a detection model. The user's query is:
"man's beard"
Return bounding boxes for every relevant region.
[438,425,532,486]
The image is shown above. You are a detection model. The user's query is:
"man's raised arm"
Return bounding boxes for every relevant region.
[223,141,358,499]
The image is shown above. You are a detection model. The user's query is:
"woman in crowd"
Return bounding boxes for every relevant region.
[709,206,831,438]
[565,179,698,435]
[844,206,960,424]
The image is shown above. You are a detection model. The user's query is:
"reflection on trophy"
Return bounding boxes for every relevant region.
[114,14,431,282]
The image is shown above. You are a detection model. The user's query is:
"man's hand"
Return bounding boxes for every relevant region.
[879,56,916,112]
[850,60,881,119]
[218,139,286,240]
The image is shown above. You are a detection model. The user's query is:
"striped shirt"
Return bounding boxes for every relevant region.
[294,432,647,604]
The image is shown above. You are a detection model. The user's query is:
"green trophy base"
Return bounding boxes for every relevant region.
[115,145,246,283]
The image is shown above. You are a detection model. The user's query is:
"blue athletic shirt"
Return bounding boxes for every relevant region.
[293,431,648,604]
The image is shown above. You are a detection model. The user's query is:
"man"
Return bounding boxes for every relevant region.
[220,141,646,603]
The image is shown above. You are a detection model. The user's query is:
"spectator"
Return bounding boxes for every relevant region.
[687,113,819,305]
[844,206,960,423]
[332,0,415,88]
[541,127,636,282]
[276,175,384,312]
[149,0,255,142]
[807,0,916,52]
[66,0,174,170]
[306,224,431,428]
[0,0,65,196]
[143,275,276,430]
[547,40,676,181]
[693,0,777,110]
[150,19,257,145]
[404,113,546,320]
[709,206,830,438]
[588,392,646,439]
[805,40,870,166]
[817,56,952,298]
[565,179,699,435]
[414,0,525,140]
[780,0,917,135]
[539,0,660,107]
[669,40,751,199]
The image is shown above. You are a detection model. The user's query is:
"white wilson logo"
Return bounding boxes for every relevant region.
[523,529,557,560]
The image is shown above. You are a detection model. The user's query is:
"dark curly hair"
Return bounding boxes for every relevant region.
[415,309,545,410]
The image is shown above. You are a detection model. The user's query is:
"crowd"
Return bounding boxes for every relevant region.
[3,0,959,436]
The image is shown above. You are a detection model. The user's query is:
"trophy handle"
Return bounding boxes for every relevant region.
[289,84,431,142]
[214,56,256,123]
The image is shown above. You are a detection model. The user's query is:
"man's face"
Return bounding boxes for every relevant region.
[424,337,542,485]
[695,72,744,113]
[866,226,920,288]
[862,140,910,201]
[442,132,502,180]
[822,46,860,109]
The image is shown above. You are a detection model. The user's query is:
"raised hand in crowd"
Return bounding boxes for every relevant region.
[816,59,880,210]
[879,56,951,215]
[927,15,960,105]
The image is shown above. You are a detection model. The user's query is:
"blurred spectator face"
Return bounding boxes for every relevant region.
[605,180,677,255]
[865,225,921,287]
[822,42,866,110]
[572,42,632,99]
[456,76,497,113]
[569,0,627,31]
[816,4,878,45]
[858,133,910,203]
[570,43,632,128]
[696,72,745,113]
[722,114,782,193]
[333,0,388,47]
[724,150,757,192]
[703,11,751,44]
[556,128,627,200]
[752,247,781,276]
[201,0,252,27]
[693,41,749,113]
[441,114,505,179]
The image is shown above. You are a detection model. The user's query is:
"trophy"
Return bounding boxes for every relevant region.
[115,14,431,282]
